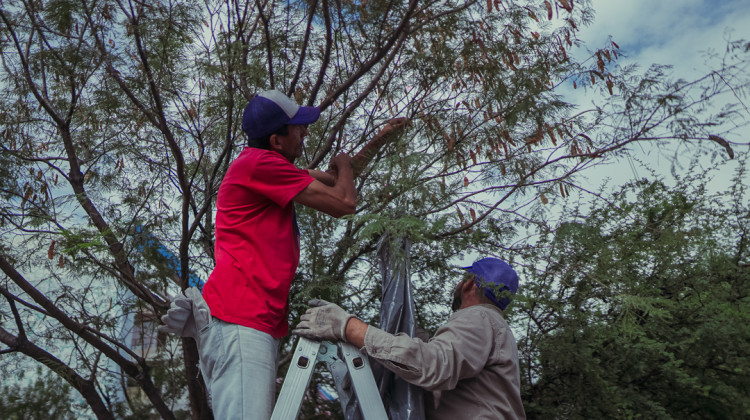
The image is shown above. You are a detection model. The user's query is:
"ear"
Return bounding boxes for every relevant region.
[462,277,476,293]
[269,134,282,152]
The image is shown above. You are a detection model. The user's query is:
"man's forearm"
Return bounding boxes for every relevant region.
[307,169,335,186]
[344,317,368,348]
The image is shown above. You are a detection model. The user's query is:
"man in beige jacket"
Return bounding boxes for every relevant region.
[293,257,526,420]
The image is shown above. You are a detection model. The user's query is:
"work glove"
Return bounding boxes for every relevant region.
[292,299,355,342]
[158,287,211,341]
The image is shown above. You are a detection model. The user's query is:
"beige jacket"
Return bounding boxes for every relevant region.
[363,304,526,420]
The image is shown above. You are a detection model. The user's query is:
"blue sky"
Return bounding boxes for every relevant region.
[583,0,750,73]
[568,0,750,193]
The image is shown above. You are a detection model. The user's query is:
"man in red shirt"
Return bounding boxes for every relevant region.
[199,89,357,419]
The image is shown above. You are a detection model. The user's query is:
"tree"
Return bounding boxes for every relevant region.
[0,366,82,420]
[519,166,750,419]
[0,0,747,418]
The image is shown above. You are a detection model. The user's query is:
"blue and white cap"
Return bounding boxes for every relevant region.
[241,89,321,139]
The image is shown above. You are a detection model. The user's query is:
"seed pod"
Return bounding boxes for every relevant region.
[596,52,605,72]
[546,123,557,146]
[545,0,553,19]
[525,7,538,22]
[48,240,55,259]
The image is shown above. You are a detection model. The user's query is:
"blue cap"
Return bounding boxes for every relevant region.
[464,258,519,311]
[241,89,321,139]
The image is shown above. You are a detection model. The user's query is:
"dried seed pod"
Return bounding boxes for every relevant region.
[545,0,553,20]
[708,135,735,159]
[596,52,605,72]
[48,240,55,260]
[546,123,557,145]
[525,7,538,22]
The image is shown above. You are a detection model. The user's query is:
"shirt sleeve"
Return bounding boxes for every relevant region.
[363,306,496,391]
[249,152,314,207]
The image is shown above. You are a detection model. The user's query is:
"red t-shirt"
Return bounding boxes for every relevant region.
[202,148,314,338]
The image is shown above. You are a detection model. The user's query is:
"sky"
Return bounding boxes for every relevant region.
[567,0,750,194]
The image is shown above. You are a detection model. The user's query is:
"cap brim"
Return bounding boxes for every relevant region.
[288,106,321,126]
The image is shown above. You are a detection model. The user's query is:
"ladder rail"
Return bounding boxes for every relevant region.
[271,337,387,420]
[340,342,388,420]
[271,338,321,420]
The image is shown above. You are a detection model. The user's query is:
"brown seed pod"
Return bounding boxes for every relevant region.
[48,240,56,260]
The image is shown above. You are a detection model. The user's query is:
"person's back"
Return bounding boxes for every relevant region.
[203,146,314,338]
[422,304,525,420]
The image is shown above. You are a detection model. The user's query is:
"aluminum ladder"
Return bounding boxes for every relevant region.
[271,337,388,420]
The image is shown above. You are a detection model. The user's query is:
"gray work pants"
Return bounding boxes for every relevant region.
[199,318,280,420]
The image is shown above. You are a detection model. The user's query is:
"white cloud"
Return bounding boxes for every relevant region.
[563,0,750,193]
[582,0,750,77]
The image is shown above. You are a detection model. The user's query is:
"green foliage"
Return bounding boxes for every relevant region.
[520,172,750,419]
[0,0,747,417]
[0,367,83,420]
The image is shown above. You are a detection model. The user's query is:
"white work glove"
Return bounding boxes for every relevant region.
[292,299,355,342]
[158,287,210,341]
